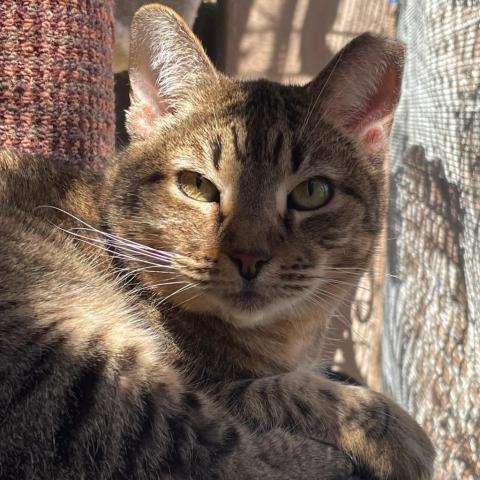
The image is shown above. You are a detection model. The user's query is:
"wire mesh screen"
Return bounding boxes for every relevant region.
[384,1,479,477]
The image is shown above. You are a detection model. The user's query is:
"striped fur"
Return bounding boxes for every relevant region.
[0,5,434,479]
[0,151,360,479]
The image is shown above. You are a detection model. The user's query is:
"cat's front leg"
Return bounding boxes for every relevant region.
[217,371,435,480]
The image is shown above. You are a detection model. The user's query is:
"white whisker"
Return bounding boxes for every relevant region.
[38,205,182,264]
[307,292,370,345]
[156,283,199,307]
[170,291,203,310]
[299,50,345,137]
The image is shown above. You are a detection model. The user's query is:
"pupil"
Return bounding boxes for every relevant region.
[308,179,314,196]
[195,173,202,189]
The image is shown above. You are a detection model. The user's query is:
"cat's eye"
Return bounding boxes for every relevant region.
[289,177,333,211]
[177,171,219,203]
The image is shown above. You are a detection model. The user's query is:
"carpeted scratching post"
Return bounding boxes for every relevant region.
[0,0,115,169]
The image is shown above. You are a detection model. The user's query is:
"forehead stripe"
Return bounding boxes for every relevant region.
[291,142,304,172]
[272,131,284,165]
[231,124,246,163]
[212,136,222,170]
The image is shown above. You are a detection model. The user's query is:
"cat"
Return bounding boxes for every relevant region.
[0,4,435,479]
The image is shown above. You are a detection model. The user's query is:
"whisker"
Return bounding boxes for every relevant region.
[53,225,180,274]
[307,293,370,344]
[68,225,176,261]
[62,228,172,269]
[299,50,345,137]
[156,283,199,307]
[313,288,367,311]
[38,205,183,264]
[306,277,373,292]
[148,280,189,288]
[169,291,203,311]
[322,267,399,280]
[127,265,178,276]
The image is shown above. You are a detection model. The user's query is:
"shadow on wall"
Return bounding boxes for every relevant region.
[221,0,339,82]
[300,0,339,76]
[221,0,393,83]
[385,143,476,476]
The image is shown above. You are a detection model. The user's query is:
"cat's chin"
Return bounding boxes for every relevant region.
[221,307,272,328]
[211,294,301,329]
[174,285,309,328]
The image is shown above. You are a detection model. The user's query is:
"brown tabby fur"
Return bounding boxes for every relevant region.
[0,4,434,479]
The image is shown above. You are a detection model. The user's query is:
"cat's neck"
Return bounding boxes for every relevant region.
[158,303,329,384]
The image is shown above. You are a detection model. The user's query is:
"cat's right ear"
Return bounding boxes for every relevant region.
[126,4,217,141]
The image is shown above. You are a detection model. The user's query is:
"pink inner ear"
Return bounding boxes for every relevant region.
[137,74,174,117]
[128,73,176,140]
[351,65,400,153]
[155,91,175,116]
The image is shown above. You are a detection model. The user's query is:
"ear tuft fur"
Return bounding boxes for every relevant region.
[126,4,217,141]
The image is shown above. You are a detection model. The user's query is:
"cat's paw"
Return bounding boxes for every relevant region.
[219,373,434,480]
[327,384,435,480]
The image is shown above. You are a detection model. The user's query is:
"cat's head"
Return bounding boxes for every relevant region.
[106,4,404,328]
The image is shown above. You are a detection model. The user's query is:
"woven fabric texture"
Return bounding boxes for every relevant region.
[0,0,115,168]
[384,1,479,477]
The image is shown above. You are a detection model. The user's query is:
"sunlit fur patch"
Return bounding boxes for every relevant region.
[106,77,385,329]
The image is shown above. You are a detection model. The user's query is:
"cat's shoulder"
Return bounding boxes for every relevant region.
[0,149,105,230]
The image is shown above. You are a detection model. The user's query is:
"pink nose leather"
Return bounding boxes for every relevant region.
[228,251,270,280]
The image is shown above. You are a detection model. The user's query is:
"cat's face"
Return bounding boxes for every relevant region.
[107,6,403,328]
[111,80,383,327]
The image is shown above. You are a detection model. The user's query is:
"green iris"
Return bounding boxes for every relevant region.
[178,171,219,203]
[289,177,333,210]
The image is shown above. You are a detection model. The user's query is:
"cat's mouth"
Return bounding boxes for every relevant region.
[223,286,267,309]
[213,284,296,327]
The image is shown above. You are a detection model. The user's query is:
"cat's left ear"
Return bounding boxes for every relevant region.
[308,33,405,155]
[126,4,217,141]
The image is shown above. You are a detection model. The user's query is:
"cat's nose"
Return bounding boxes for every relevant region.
[228,251,270,281]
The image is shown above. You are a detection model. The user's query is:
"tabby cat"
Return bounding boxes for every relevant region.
[0,4,435,479]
